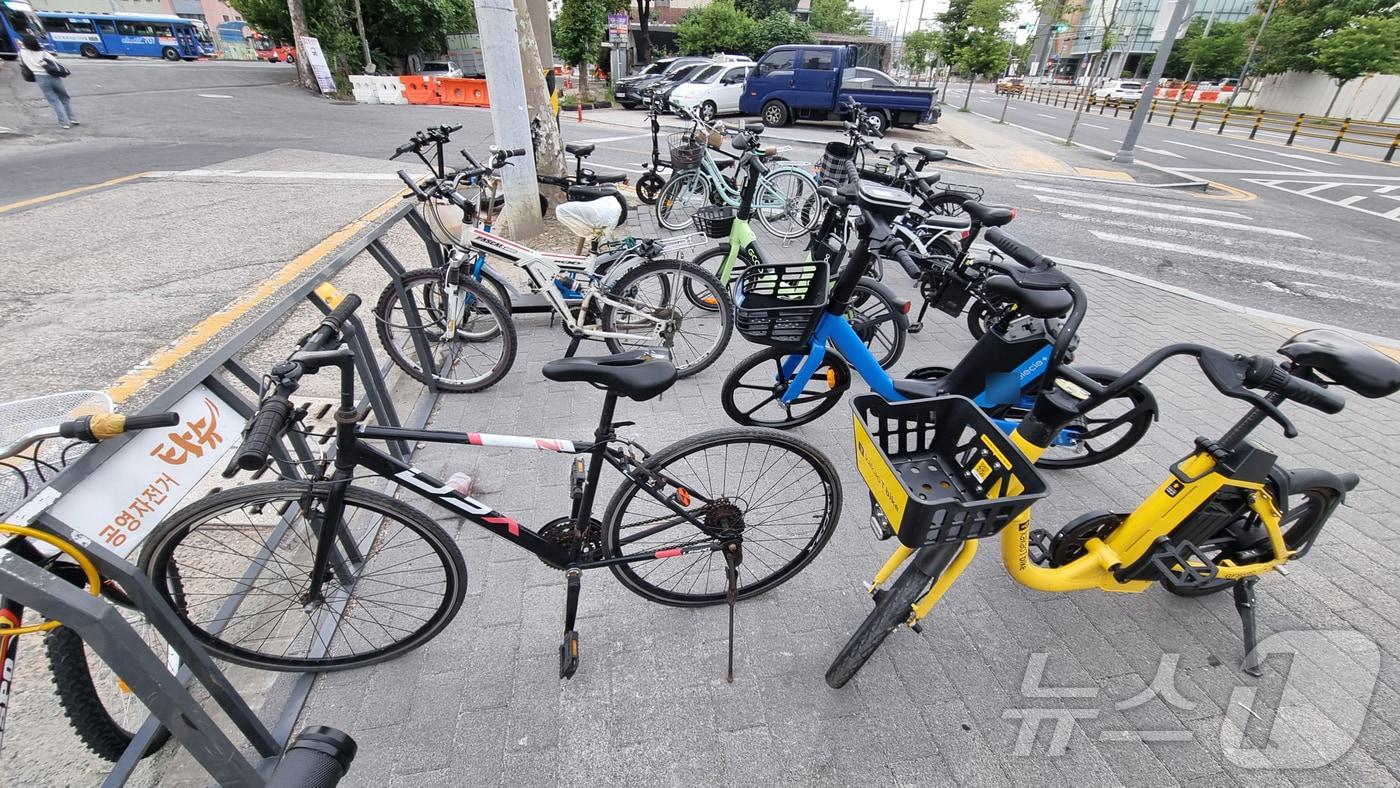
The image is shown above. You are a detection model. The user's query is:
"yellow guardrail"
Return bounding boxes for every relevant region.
[1015,85,1400,162]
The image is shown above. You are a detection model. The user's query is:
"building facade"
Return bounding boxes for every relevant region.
[1035,0,1253,81]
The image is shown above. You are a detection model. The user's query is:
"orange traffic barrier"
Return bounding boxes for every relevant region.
[439,77,490,107]
[400,76,441,105]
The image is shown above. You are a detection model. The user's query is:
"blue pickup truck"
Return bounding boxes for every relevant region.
[738,44,939,133]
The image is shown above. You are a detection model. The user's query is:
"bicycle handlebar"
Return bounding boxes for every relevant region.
[984,228,1050,270]
[54,412,180,444]
[235,395,293,471]
[265,727,357,788]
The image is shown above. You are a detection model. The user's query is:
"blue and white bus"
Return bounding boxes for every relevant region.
[37,11,202,61]
[1,0,51,60]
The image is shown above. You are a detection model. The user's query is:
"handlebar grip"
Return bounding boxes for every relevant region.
[396,170,429,200]
[236,396,293,471]
[1248,359,1345,414]
[504,148,527,158]
[265,727,357,788]
[984,228,1048,270]
[892,247,921,279]
[121,413,182,431]
[60,412,181,441]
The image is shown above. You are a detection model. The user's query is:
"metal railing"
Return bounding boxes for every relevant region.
[1014,85,1400,162]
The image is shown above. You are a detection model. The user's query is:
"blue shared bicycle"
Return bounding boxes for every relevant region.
[718,180,1158,470]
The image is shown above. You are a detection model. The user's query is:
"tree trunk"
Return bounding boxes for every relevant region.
[635,0,652,65]
[512,0,565,204]
[285,0,315,90]
[1324,79,1346,118]
[351,0,373,72]
[940,67,953,105]
[962,73,975,110]
[580,67,590,107]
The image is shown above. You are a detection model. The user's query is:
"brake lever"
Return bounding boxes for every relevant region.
[1197,349,1298,438]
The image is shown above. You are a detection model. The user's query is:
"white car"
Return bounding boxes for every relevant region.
[1091,80,1143,104]
[668,62,754,121]
[420,61,464,78]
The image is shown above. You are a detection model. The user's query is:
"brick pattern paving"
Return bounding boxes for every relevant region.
[295,198,1400,787]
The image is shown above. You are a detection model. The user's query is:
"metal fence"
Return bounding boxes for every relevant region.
[1014,85,1400,162]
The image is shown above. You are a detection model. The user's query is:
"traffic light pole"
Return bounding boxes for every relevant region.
[1111,0,1191,164]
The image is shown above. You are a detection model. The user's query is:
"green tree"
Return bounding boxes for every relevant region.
[744,11,815,58]
[902,29,942,80]
[808,0,864,34]
[736,0,796,19]
[1252,0,1396,77]
[675,0,757,55]
[1314,15,1400,114]
[1182,19,1248,80]
[555,0,609,100]
[936,0,973,103]
[954,0,1014,109]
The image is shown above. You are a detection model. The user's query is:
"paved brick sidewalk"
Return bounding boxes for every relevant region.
[296,211,1400,786]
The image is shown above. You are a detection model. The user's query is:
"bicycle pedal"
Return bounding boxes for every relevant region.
[1148,537,1220,589]
[908,322,923,335]
[1028,529,1055,567]
[559,630,580,680]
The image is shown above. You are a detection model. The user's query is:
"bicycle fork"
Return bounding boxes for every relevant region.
[868,541,976,630]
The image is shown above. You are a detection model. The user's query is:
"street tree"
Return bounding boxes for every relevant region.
[555,0,609,101]
[936,0,973,103]
[1313,15,1400,115]
[736,0,797,19]
[744,11,815,58]
[808,0,864,34]
[902,29,941,82]
[1182,19,1248,80]
[633,0,654,64]
[676,0,756,56]
[1252,0,1395,77]
[955,0,1014,110]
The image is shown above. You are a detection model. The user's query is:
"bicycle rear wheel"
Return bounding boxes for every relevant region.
[45,622,172,761]
[757,169,820,240]
[138,482,468,671]
[602,428,841,606]
[375,268,517,392]
[848,278,908,370]
[600,259,733,378]
[656,170,711,231]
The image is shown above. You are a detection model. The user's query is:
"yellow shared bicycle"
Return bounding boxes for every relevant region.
[827,326,1400,688]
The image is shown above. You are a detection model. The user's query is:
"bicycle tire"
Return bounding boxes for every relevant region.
[825,561,936,688]
[138,482,468,672]
[756,169,820,240]
[720,346,850,429]
[848,278,908,370]
[374,268,517,393]
[656,170,712,231]
[600,258,733,378]
[601,427,841,606]
[44,625,172,761]
[636,171,666,205]
[925,191,968,218]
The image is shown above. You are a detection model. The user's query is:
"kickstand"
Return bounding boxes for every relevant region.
[1233,578,1263,677]
[723,542,741,684]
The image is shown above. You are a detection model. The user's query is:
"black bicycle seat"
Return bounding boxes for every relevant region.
[542,350,677,401]
[912,171,942,185]
[716,159,735,171]
[963,201,1015,227]
[565,143,596,157]
[918,214,970,232]
[1278,329,1400,398]
[891,377,942,399]
[913,146,948,162]
[982,275,1073,319]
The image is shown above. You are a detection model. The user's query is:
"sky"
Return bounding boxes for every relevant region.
[856,0,1041,33]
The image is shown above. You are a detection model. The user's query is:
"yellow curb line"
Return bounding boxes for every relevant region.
[105,193,403,404]
[0,172,151,215]
[1197,180,1257,201]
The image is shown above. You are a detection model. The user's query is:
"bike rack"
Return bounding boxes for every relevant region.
[2,199,446,785]
[401,207,557,315]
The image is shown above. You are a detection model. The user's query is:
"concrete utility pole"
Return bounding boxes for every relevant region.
[478,0,545,239]
[1112,0,1191,163]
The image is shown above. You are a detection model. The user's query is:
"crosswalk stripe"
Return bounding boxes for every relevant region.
[1088,231,1400,291]
[1032,195,1307,238]
[1162,139,1318,172]
[1015,183,1252,218]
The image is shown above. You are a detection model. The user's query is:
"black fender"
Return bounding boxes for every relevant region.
[1275,466,1359,502]
[1072,364,1160,422]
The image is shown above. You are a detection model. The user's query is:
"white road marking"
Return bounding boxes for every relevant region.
[1037,113,1056,118]
[1296,182,1340,195]
[1015,183,1252,218]
[197,94,234,99]
[1226,145,1340,166]
[1162,139,1319,172]
[1089,231,1400,291]
[1336,195,1368,206]
[1113,142,1187,159]
[1247,179,1400,222]
[145,169,404,180]
[1033,195,1307,238]
[572,133,649,144]
[1082,123,1109,130]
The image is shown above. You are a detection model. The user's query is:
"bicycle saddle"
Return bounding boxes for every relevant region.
[555,196,626,239]
[565,143,596,157]
[918,214,970,232]
[1277,329,1400,398]
[963,201,1015,227]
[913,146,948,162]
[542,350,677,401]
[856,181,913,219]
[716,159,735,171]
[912,171,942,185]
[981,275,1073,319]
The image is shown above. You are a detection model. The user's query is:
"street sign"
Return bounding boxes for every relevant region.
[607,13,629,44]
[298,36,337,94]
[1150,0,1195,41]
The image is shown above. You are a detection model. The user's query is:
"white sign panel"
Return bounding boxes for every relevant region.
[47,385,246,559]
[1151,0,1196,41]
[298,35,337,94]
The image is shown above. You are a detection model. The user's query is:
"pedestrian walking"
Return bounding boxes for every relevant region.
[18,34,79,129]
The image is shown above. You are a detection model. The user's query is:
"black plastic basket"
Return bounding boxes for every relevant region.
[668,131,705,171]
[851,394,1049,548]
[692,205,736,239]
[735,262,829,346]
[818,141,859,187]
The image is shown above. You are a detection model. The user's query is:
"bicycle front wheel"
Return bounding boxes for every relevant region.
[600,259,733,378]
[656,170,711,231]
[825,560,937,689]
[720,346,850,428]
[45,623,171,761]
[848,278,908,370]
[375,268,517,392]
[602,428,841,606]
[138,481,468,671]
[756,169,820,240]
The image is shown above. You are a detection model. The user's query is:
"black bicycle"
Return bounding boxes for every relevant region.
[138,297,841,680]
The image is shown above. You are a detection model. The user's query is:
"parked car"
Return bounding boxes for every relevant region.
[420,61,463,78]
[668,62,754,120]
[642,62,709,111]
[613,56,709,109]
[995,76,1025,95]
[1090,80,1144,105]
[739,45,938,132]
